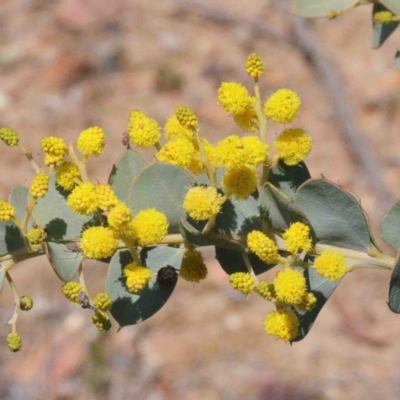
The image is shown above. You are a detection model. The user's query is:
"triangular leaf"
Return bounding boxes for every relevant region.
[395,48,400,69]
[195,167,226,187]
[372,4,399,49]
[9,186,33,230]
[33,174,91,241]
[381,198,400,249]
[214,193,261,236]
[215,246,276,276]
[108,149,146,203]
[127,162,195,233]
[259,183,312,234]
[46,241,83,282]
[293,267,341,341]
[106,247,183,328]
[295,179,371,251]
[388,250,400,313]
[291,0,357,18]
[0,268,5,293]
[268,161,310,198]
[380,0,400,14]
[0,222,27,257]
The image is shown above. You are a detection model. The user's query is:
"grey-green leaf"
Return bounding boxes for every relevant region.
[46,241,83,282]
[268,161,310,198]
[0,268,5,293]
[106,247,183,328]
[215,246,275,276]
[293,267,341,341]
[388,251,400,313]
[127,162,195,233]
[9,186,33,230]
[259,183,311,233]
[0,186,32,256]
[372,4,399,49]
[33,174,91,241]
[0,222,27,257]
[291,0,356,17]
[381,199,400,249]
[380,0,400,14]
[108,149,146,203]
[294,179,371,251]
[395,48,400,69]
[215,194,261,236]
[195,168,226,187]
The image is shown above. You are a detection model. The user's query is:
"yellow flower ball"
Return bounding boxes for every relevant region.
[30,172,49,198]
[245,53,264,78]
[274,128,312,166]
[40,136,67,157]
[80,226,118,260]
[265,310,299,342]
[233,104,259,133]
[56,162,81,191]
[247,230,279,264]
[96,184,119,212]
[179,249,208,283]
[61,281,85,304]
[221,167,257,200]
[187,154,205,176]
[183,186,223,221]
[156,137,196,169]
[256,281,275,301]
[314,250,347,281]
[107,202,132,230]
[297,292,317,312]
[6,332,22,352]
[0,127,19,147]
[175,105,199,131]
[282,222,312,254]
[0,201,15,221]
[264,88,301,124]
[27,228,47,245]
[123,263,152,293]
[93,292,112,311]
[44,153,64,167]
[215,135,268,171]
[77,126,106,157]
[202,138,218,165]
[229,272,255,296]
[164,114,194,140]
[20,295,34,311]
[128,110,161,148]
[67,182,98,215]
[129,208,169,246]
[217,82,254,116]
[186,139,218,176]
[374,10,394,24]
[92,312,112,332]
[274,268,306,306]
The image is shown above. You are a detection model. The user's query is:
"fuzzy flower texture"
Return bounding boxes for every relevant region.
[13,53,326,344]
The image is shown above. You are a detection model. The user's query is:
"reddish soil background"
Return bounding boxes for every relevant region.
[1,1,400,399]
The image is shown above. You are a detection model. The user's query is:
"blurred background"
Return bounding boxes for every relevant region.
[1,0,400,399]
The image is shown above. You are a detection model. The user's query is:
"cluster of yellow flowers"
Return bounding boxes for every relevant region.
[62,282,113,331]
[123,54,312,224]
[229,222,348,342]
[0,52,351,350]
